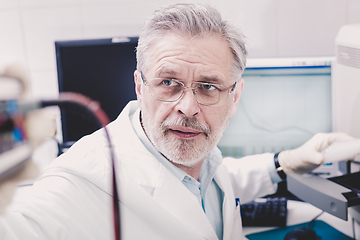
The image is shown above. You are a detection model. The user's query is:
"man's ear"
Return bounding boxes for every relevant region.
[229,78,244,117]
[134,70,143,105]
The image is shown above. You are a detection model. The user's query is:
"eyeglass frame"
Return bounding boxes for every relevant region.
[140,72,238,106]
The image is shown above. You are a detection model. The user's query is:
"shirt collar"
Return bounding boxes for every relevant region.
[198,147,222,194]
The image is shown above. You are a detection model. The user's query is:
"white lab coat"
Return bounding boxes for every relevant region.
[0,101,277,240]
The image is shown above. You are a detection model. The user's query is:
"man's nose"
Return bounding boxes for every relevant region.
[175,88,199,117]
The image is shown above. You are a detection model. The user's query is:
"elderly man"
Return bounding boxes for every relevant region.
[0,3,353,240]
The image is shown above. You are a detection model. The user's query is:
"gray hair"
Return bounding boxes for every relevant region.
[136,3,247,81]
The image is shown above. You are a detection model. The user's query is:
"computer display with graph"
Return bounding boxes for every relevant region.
[218,57,333,159]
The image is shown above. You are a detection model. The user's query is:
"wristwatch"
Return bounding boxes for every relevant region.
[274,152,286,180]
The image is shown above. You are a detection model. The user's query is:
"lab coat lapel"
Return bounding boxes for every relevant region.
[153,164,218,240]
[117,170,208,239]
[115,150,218,239]
[214,165,243,240]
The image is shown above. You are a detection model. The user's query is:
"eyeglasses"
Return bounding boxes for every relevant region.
[140,72,237,106]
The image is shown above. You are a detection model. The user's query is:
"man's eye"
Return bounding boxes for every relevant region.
[201,84,217,91]
[161,79,175,86]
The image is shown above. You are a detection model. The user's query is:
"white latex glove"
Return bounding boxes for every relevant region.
[278,132,354,174]
[25,109,56,149]
[0,161,39,214]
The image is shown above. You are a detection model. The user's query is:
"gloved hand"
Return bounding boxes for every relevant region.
[278,132,354,174]
[0,161,39,214]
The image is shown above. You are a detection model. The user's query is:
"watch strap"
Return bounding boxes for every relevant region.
[274,152,286,180]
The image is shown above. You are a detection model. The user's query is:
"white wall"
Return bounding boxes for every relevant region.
[1,0,360,99]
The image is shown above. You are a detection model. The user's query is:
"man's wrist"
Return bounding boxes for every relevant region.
[274,152,286,180]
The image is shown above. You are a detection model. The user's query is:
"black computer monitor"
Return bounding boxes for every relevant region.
[55,37,138,145]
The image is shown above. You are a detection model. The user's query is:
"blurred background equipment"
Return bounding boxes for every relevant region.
[0,58,41,184]
[0,58,43,213]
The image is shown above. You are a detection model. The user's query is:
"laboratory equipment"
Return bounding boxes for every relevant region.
[287,24,360,225]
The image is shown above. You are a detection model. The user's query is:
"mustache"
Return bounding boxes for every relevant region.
[160,117,211,137]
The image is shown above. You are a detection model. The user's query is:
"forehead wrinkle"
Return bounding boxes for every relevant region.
[154,67,179,78]
[153,56,204,79]
[152,42,219,69]
[154,60,227,84]
[148,33,232,83]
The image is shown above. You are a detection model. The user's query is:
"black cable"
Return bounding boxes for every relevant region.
[307,211,324,229]
[41,92,121,240]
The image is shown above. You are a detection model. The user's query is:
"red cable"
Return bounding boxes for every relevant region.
[43,92,121,240]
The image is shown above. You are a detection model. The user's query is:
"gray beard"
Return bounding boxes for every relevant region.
[141,112,227,167]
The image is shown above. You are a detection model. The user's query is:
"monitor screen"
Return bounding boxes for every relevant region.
[218,58,333,158]
[55,37,138,144]
[329,171,360,194]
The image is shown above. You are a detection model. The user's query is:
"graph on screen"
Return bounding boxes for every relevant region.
[218,59,332,158]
